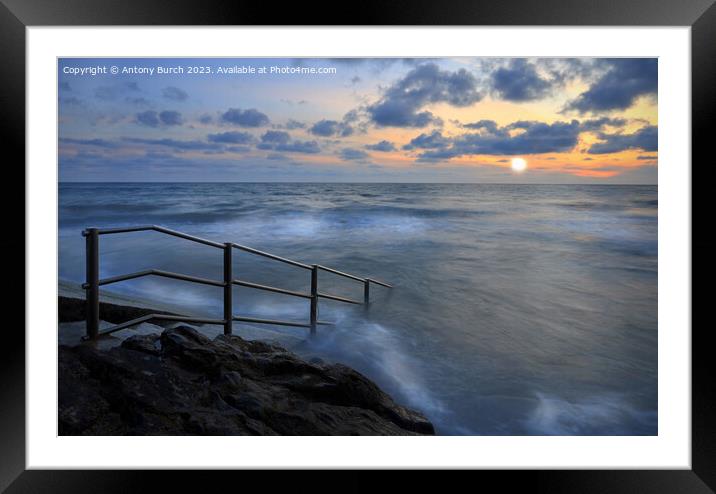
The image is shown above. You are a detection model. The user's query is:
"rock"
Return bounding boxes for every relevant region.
[59,325,434,436]
[120,333,162,355]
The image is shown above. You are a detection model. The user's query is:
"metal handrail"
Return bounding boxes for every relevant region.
[317,292,362,305]
[317,265,393,288]
[99,314,227,336]
[81,225,391,340]
[316,264,365,282]
[88,225,225,249]
[232,279,312,299]
[231,243,312,270]
[82,269,225,289]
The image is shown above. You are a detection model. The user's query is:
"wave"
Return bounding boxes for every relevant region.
[524,392,657,435]
[289,310,449,431]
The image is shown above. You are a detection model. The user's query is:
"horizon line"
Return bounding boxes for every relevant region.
[58,181,658,186]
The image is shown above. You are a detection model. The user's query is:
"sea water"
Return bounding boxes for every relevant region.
[58,183,658,435]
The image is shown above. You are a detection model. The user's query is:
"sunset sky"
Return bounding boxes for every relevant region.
[58,57,657,183]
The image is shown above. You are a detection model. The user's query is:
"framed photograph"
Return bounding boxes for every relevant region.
[5,0,711,490]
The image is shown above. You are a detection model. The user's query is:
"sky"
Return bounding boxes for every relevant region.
[58,57,657,183]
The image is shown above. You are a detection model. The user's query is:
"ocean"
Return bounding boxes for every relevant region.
[58,183,658,435]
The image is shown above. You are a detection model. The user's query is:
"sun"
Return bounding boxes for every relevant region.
[511,157,528,173]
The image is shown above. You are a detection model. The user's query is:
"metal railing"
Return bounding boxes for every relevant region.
[81,225,392,340]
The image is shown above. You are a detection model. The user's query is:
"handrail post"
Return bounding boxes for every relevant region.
[364,279,370,307]
[223,242,233,335]
[84,228,100,340]
[310,264,318,335]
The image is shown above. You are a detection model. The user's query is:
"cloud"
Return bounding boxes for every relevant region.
[564,59,657,114]
[136,110,183,127]
[309,110,360,137]
[579,117,628,131]
[257,131,319,154]
[403,130,451,150]
[326,58,402,71]
[59,137,118,148]
[159,110,183,126]
[225,146,252,153]
[207,131,254,144]
[343,109,360,123]
[637,154,658,160]
[122,137,222,151]
[94,81,140,101]
[88,113,126,126]
[490,59,553,101]
[162,86,188,101]
[276,140,320,154]
[125,97,151,106]
[258,130,291,146]
[365,140,396,152]
[587,125,658,154]
[461,120,499,133]
[416,120,583,160]
[135,110,160,127]
[310,119,342,136]
[367,63,482,127]
[285,119,306,129]
[280,98,307,105]
[220,108,270,127]
[525,58,599,86]
[339,148,370,161]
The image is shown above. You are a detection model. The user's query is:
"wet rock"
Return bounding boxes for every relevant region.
[59,325,434,436]
[121,333,162,356]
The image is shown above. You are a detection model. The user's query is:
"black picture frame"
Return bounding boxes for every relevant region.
[2,0,711,491]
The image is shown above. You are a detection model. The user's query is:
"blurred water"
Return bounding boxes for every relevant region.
[59,183,657,435]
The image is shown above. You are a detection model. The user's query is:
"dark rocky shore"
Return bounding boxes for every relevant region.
[59,297,434,436]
